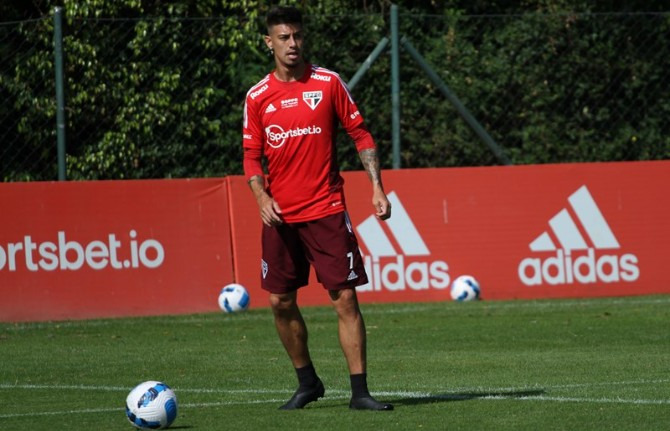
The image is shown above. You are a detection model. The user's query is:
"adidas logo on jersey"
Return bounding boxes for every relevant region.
[518,185,639,286]
[265,103,276,113]
[356,192,450,292]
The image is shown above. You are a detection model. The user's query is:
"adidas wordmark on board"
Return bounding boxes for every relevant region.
[518,185,639,286]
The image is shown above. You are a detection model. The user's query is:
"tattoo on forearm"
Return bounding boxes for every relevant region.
[359,148,382,185]
[248,175,263,188]
[248,175,267,197]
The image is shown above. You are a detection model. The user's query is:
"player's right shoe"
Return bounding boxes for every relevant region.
[279,378,325,410]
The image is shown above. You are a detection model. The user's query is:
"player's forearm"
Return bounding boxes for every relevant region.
[358,148,384,189]
[247,175,269,202]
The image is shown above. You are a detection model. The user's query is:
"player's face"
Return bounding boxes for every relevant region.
[265,23,304,68]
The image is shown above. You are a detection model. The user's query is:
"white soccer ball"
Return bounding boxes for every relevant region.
[218,283,250,313]
[450,275,481,302]
[125,381,178,430]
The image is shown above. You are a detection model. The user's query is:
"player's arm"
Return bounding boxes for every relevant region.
[358,146,391,221]
[332,75,391,220]
[246,173,283,227]
[242,97,283,226]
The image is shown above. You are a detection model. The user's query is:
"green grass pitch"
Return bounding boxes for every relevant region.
[1,295,669,430]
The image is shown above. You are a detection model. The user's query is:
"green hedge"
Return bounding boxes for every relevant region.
[1,0,668,181]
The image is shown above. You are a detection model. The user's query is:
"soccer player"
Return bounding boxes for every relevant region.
[242,6,393,411]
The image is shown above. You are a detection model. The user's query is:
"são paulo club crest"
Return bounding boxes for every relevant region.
[302,91,323,110]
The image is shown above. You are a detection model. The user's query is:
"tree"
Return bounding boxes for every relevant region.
[1,0,667,181]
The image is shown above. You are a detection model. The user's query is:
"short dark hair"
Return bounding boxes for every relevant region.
[265,5,303,31]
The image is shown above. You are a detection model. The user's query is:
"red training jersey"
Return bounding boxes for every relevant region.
[243,64,375,223]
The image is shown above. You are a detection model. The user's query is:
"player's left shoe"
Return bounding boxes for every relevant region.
[349,395,394,411]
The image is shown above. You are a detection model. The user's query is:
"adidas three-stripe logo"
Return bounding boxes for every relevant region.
[356,192,429,257]
[529,185,619,252]
[519,185,639,286]
[356,192,450,292]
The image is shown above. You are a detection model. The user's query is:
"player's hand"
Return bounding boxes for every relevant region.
[258,194,283,226]
[373,189,391,221]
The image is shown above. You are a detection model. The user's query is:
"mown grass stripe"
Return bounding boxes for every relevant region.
[3,378,668,395]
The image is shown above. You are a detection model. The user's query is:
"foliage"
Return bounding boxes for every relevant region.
[0,0,668,180]
[59,1,264,179]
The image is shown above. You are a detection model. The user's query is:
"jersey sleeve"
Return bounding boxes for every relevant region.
[242,95,264,180]
[332,76,376,152]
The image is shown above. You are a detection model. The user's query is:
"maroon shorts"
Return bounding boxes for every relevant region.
[260,211,369,294]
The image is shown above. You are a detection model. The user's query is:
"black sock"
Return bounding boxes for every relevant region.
[295,363,318,389]
[350,373,370,398]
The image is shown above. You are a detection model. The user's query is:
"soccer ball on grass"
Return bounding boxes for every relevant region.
[125,380,178,430]
[218,283,250,313]
[450,275,481,302]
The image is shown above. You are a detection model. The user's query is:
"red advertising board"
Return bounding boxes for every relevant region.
[1,161,668,322]
[229,161,670,307]
[0,179,232,321]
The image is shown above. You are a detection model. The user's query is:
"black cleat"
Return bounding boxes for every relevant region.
[349,395,394,411]
[279,379,325,410]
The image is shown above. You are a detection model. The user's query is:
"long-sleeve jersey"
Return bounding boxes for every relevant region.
[243,64,376,223]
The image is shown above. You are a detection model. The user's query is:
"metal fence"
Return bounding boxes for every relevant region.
[1,10,669,181]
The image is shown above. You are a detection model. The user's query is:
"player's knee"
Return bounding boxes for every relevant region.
[269,292,297,314]
[329,288,360,315]
[329,287,356,303]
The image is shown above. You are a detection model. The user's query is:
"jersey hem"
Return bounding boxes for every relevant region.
[283,206,346,224]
